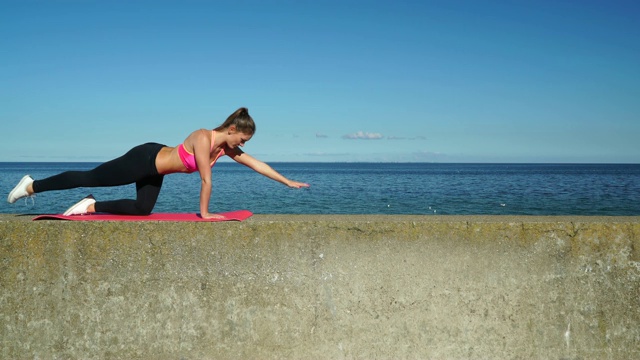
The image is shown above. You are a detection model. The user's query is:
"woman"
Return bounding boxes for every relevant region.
[7,107,309,219]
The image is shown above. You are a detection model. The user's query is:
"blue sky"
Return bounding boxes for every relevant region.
[1,0,638,163]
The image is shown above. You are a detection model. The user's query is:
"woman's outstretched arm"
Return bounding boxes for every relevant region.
[229,150,310,188]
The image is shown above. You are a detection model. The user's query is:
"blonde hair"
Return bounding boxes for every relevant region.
[214,107,255,135]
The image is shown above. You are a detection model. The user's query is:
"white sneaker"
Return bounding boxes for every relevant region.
[7,175,34,204]
[63,195,96,216]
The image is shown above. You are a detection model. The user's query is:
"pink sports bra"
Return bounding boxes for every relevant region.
[177,130,225,173]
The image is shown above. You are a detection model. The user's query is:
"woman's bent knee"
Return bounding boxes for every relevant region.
[134,204,154,216]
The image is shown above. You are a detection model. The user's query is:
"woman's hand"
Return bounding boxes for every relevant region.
[200,212,227,220]
[287,180,310,188]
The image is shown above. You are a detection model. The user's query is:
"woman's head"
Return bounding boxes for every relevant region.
[215,107,256,135]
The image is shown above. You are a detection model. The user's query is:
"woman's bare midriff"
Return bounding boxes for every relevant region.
[155,146,189,174]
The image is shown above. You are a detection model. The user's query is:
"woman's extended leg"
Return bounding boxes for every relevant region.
[32,143,165,192]
[32,142,167,215]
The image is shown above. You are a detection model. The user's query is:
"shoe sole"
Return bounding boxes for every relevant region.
[8,175,33,204]
[63,197,96,216]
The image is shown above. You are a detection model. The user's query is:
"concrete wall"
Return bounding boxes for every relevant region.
[1,215,639,359]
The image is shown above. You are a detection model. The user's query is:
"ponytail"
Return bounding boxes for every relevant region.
[214,107,256,135]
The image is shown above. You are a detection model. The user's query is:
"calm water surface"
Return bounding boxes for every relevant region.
[1,162,639,216]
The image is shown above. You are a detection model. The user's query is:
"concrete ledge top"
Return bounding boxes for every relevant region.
[1,213,639,223]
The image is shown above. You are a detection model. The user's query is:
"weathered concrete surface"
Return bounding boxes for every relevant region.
[1,214,639,359]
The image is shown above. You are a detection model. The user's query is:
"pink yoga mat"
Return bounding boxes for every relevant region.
[32,210,253,222]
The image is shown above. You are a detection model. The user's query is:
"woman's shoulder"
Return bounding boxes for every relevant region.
[186,128,211,140]
[194,128,211,135]
[182,129,211,148]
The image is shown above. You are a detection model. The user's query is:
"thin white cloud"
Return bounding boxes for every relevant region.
[342,131,383,140]
[412,151,447,160]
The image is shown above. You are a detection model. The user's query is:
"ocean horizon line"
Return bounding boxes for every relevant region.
[0,161,638,165]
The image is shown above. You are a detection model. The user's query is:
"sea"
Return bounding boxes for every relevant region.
[1,162,639,216]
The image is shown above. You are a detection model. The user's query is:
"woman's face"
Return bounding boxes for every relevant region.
[228,128,253,148]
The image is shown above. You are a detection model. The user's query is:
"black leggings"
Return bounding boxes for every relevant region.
[32,143,166,215]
